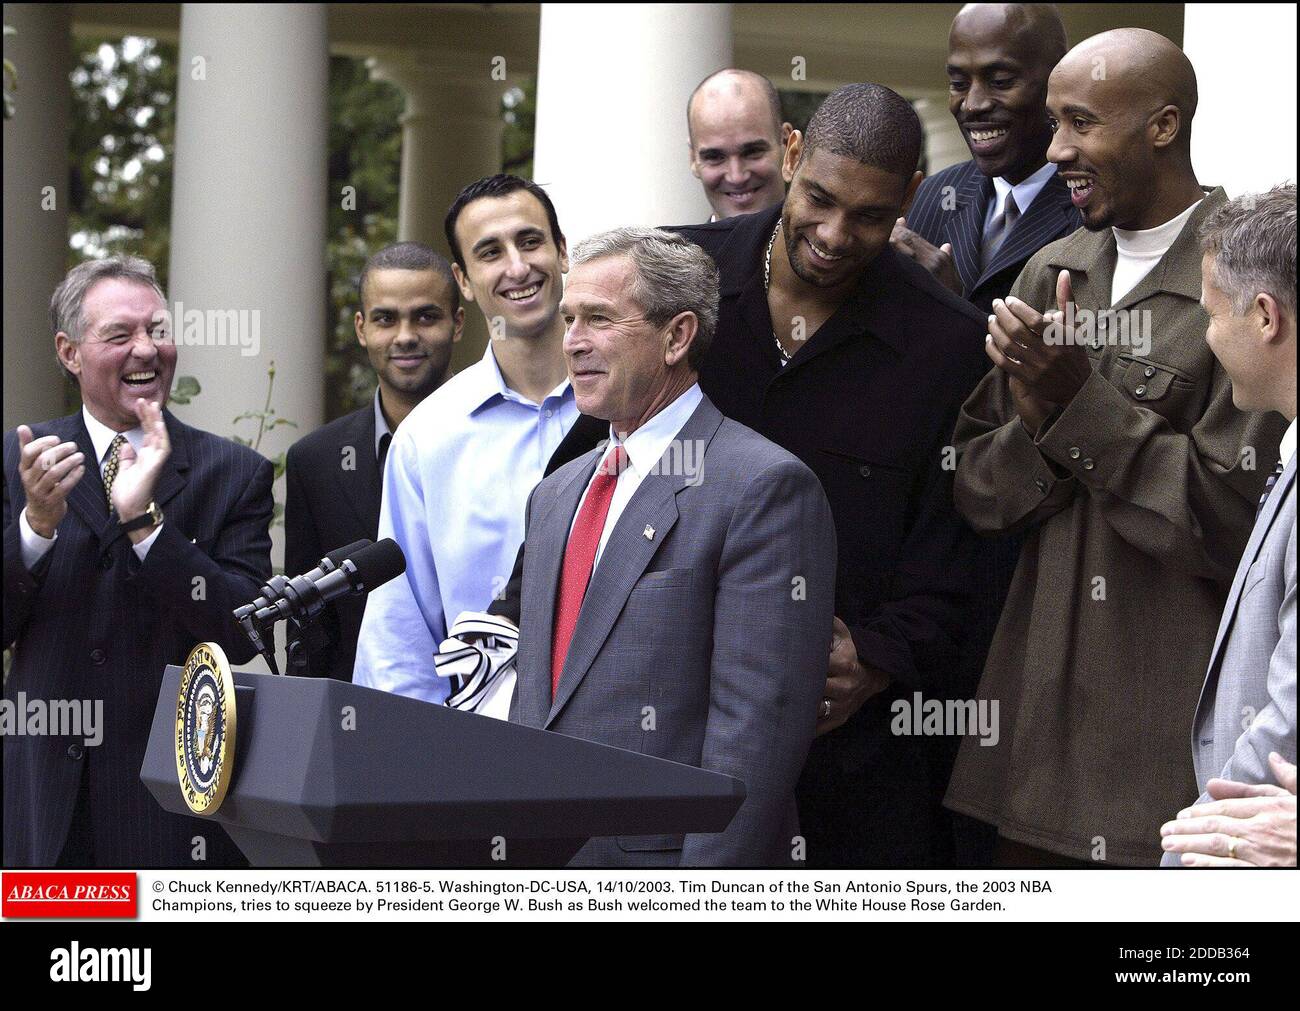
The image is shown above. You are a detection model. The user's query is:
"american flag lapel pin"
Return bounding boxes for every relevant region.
[643,525,655,541]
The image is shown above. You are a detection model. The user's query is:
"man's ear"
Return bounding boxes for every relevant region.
[452,262,476,304]
[452,305,466,344]
[900,170,924,217]
[354,310,367,348]
[557,238,570,275]
[1254,291,1285,343]
[55,332,80,379]
[664,311,698,367]
[1149,104,1182,150]
[780,121,794,148]
[782,130,803,184]
[688,140,702,179]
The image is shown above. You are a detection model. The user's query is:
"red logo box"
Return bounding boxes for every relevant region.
[2,873,137,919]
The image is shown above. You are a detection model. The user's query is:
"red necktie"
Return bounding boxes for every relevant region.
[551,445,627,697]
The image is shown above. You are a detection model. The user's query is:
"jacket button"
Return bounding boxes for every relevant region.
[90,648,106,665]
[1144,366,1156,378]
[1135,385,1147,398]
[858,465,871,478]
[1068,447,1081,460]
[1082,458,1095,470]
[1034,478,1049,494]
[99,553,113,571]
[67,744,84,760]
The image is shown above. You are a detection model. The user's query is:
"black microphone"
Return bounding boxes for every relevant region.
[239,538,373,618]
[253,538,406,625]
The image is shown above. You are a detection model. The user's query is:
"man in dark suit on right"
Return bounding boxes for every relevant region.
[894,3,1080,314]
[284,242,462,680]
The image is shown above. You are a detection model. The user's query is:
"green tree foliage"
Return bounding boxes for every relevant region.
[68,36,177,284]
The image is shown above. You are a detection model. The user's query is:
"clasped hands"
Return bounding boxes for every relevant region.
[982,269,1093,434]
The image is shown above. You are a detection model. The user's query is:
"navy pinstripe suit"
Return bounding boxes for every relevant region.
[906,159,1081,315]
[3,409,273,867]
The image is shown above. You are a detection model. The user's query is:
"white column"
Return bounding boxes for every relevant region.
[1184,3,1296,196]
[3,3,72,430]
[533,3,732,245]
[913,93,968,176]
[371,54,507,372]
[168,3,328,476]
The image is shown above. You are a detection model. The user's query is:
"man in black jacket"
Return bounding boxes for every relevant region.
[284,243,462,680]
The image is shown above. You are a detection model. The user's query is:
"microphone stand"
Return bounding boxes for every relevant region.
[234,602,281,676]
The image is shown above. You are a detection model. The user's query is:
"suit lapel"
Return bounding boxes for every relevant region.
[339,407,381,534]
[1195,459,1297,719]
[977,172,1077,287]
[943,166,991,294]
[63,413,117,546]
[544,399,724,727]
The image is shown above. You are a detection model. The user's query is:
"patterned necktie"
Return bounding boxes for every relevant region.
[981,191,1019,272]
[1258,458,1286,517]
[551,445,627,697]
[101,434,127,508]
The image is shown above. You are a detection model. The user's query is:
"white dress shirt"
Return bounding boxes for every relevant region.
[570,383,703,570]
[1111,199,1202,305]
[983,160,1058,238]
[1279,418,1297,473]
[19,406,163,569]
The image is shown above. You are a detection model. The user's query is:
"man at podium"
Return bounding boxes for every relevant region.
[510,227,837,867]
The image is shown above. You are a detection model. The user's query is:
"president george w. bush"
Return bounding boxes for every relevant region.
[510,227,837,867]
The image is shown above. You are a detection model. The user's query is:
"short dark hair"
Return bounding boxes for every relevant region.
[357,242,459,314]
[801,83,922,181]
[443,174,566,271]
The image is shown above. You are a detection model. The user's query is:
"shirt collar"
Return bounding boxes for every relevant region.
[608,383,703,477]
[467,343,573,416]
[1280,418,1297,470]
[82,405,144,464]
[991,161,1058,221]
[373,388,392,460]
[1112,199,1203,256]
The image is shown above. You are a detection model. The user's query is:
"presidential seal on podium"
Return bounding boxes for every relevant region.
[175,641,237,815]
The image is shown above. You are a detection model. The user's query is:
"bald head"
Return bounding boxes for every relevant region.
[952,4,1067,67]
[688,69,782,143]
[948,3,1068,182]
[1060,28,1198,136]
[687,69,792,219]
[1046,28,1203,230]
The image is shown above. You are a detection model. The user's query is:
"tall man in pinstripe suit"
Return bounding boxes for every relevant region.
[3,256,273,867]
[893,3,1080,315]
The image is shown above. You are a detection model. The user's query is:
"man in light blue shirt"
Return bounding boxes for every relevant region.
[354,175,579,703]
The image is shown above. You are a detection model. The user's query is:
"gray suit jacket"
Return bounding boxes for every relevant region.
[510,395,836,867]
[1161,453,1297,866]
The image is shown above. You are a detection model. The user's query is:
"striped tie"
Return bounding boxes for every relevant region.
[102,434,127,507]
[1258,458,1285,517]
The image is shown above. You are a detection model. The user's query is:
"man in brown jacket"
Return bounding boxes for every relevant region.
[943,28,1287,865]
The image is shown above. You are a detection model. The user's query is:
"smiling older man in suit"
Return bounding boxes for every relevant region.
[511,227,836,867]
[4,255,273,867]
[1160,186,1297,868]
